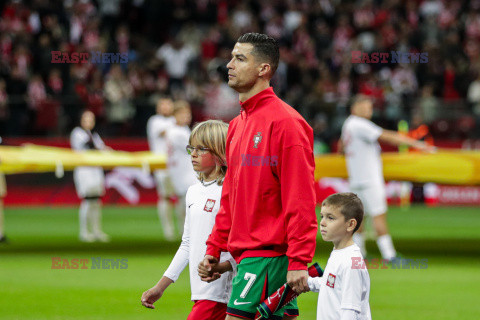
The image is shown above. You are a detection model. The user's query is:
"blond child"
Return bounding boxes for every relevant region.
[142,120,235,320]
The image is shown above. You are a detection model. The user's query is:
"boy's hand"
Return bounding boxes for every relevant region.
[287,270,309,294]
[141,287,163,309]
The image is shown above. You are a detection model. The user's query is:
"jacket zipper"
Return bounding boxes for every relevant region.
[235,108,248,183]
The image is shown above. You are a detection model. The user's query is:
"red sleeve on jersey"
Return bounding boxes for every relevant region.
[205,169,231,259]
[272,118,318,270]
[205,123,235,259]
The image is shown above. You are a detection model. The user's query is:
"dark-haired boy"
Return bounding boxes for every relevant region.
[308,192,372,320]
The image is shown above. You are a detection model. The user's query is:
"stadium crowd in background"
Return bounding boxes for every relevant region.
[0,0,479,144]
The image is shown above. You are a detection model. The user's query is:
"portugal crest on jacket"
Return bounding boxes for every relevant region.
[253,132,262,148]
[204,199,216,212]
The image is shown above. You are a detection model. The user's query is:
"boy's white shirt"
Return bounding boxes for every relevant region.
[165,124,197,195]
[146,114,175,154]
[308,243,371,320]
[341,115,383,188]
[164,182,236,303]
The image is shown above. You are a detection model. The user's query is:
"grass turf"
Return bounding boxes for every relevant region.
[1,206,479,319]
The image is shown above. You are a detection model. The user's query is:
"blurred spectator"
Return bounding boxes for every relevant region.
[468,73,480,116]
[264,11,284,39]
[82,17,100,52]
[419,0,443,18]
[6,65,28,135]
[97,0,122,36]
[442,60,461,101]
[467,72,480,137]
[284,1,303,35]
[417,84,439,124]
[312,113,333,155]
[0,79,8,135]
[47,69,63,97]
[11,44,31,81]
[202,64,238,122]
[27,74,46,115]
[114,24,131,55]
[391,64,418,97]
[155,38,195,93]
[104,65,134,135]
[86,71,105,120]
[231,2,254,33]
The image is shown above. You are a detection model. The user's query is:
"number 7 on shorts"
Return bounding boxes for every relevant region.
[240,272,257,298]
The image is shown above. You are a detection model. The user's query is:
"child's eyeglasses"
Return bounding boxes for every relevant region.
[186,145,211,155]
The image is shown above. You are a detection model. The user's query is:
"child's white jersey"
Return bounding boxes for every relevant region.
[147,114,175,154]
[165,124,197,195]
[164,182,235,303]
[308,244,371,320]
[341,115,383,188]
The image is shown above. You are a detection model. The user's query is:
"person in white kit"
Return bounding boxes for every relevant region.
[141,120,235,320]
[164,100,197,237]
[71,110,110,243]
[308,192,371,320]
[146,97,176,240]
[0,169,6,243]
[339,95,434,261]
[0,136,6,243]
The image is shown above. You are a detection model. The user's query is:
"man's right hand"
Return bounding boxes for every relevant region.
[198,255,220,282]
[287,270,309,294]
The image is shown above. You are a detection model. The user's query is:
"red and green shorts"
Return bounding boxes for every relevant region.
[226,256,299,319]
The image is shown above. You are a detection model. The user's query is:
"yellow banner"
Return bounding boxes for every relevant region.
[2,145,480,185]
[0,145,166,174]
[315,150,480,185]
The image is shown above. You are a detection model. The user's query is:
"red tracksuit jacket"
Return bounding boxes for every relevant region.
[206,87,317,270]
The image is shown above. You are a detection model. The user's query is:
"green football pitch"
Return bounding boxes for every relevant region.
[1,206,479,320]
